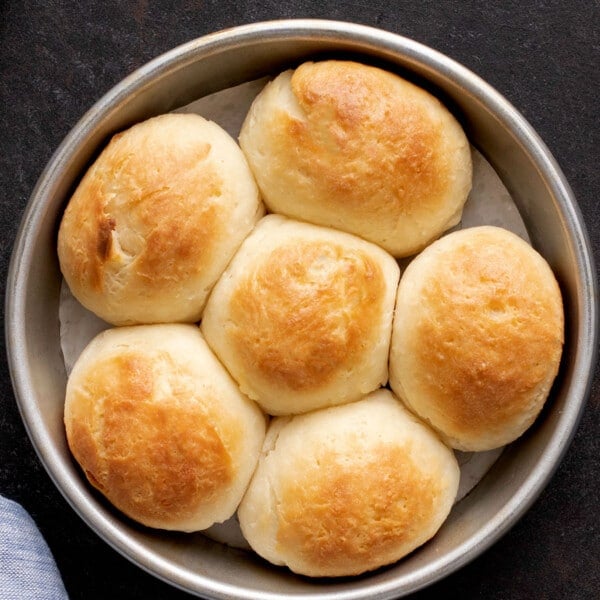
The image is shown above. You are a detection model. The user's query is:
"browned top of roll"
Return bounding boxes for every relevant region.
[389,226,564,451]
[61,126,220,294]
[290,60,449,211]
[67,351,233,525]
[227,239,384,390]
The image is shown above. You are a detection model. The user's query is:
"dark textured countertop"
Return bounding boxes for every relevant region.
[1,2,598,599]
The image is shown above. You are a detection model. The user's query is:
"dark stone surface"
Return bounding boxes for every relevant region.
[1,1,598,599]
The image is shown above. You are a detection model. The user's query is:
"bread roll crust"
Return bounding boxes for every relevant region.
[64,324,266,531]
[58,113,263,325]
[201,215,400,414]
[238,389,459,577]
[389,226,564,451]
[239,60,472,257]
[227,239,384,390]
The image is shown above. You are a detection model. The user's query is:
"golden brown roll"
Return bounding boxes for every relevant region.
[389,226,564,451]
[58,113,263,325]
[238,389,460,577]
[239,60,472,257]
[200,215,400,415]
[64,324,266,532]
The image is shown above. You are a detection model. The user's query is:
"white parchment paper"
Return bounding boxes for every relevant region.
[59,78,529,548]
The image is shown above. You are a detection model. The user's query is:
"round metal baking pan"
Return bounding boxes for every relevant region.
[6,19,598,599]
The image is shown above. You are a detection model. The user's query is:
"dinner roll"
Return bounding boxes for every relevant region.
[64,324,266,531]
[389,226,564,451]
[239,60,472,257]
[201,215,400,415]
[238,389,460,577]
[58,113,263,325]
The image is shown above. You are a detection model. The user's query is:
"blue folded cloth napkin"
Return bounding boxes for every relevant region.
[0,495,68,599]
